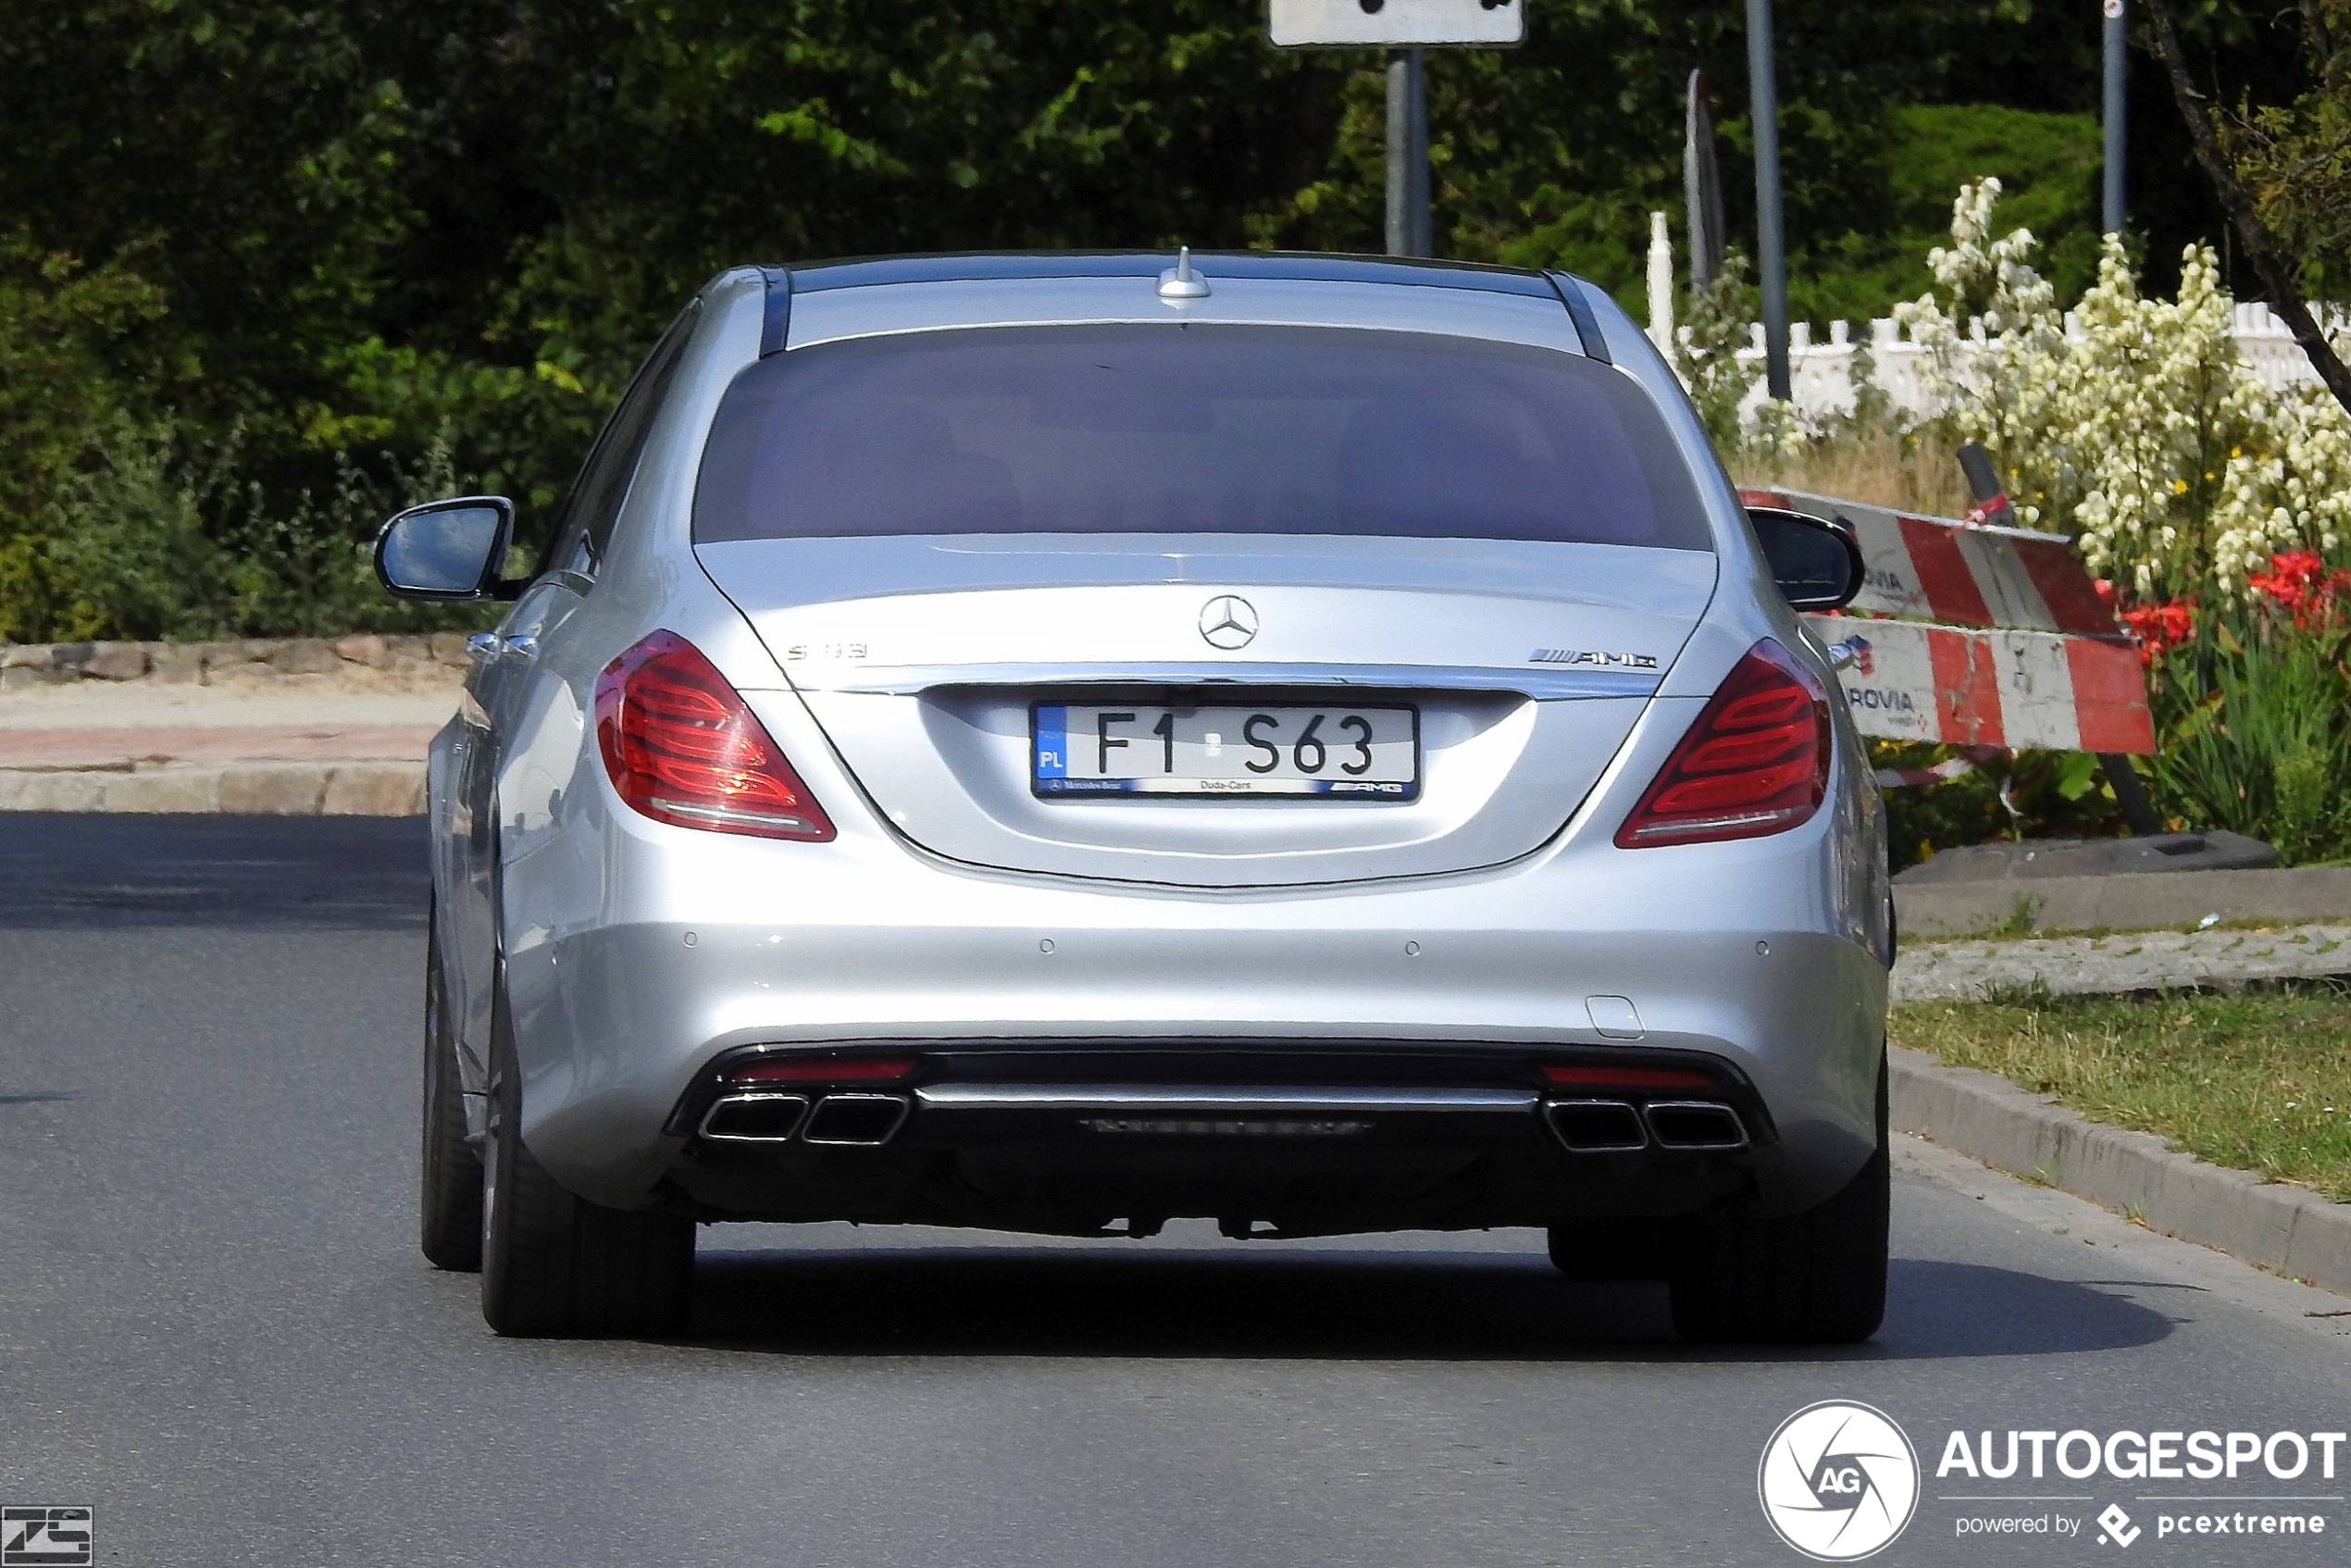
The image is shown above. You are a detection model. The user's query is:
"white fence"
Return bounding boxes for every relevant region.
[1638,211,2337,419]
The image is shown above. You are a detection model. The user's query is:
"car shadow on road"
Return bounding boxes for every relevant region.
[674,1248,2173,1363]
[0,814,428,930]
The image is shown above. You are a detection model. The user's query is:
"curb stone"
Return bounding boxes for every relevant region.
[1890,1045,2351,1296]
[0,762,426,816]
[1897,865,2351,938]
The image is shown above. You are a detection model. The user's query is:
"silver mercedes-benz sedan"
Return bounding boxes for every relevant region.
[376,250,1890,1343]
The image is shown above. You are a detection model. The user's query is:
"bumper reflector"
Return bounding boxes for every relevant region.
[730,1055,918,1086]
[1538,1064,1721,1092]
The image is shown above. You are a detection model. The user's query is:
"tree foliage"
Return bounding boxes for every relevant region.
[0,0,2292,638]
[2222,0,2351,300]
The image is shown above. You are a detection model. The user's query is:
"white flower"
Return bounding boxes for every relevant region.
[1882,189,2350,603]
[1675,176,2351,599]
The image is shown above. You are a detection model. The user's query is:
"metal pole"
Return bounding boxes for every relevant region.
[1745,0,1790,399]
[1408,48,1432,256]
[1386,48,1430,257]
[2102,0,2128,234]
[1684,69,1725,290]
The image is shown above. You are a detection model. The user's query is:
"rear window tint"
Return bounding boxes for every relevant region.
[694,323,1711,551]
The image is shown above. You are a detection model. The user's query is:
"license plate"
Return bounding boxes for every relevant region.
[1032,703,1420,799]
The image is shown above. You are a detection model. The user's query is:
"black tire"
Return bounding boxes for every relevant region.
[419,909,484,1272]
[1667,1058,1890,1344]
[479,980,693,1338]
[1545,1220,1671,1282]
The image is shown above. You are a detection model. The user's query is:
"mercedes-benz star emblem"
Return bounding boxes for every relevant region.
[1199,594,1259,650]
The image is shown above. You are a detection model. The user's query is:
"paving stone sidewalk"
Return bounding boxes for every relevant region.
[1893,923,2351,1002]
[2,723,441,769]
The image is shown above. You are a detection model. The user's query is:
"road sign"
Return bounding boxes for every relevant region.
[1269,0,1524,48]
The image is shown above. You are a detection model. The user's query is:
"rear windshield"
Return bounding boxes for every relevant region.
[694,323,1712,551]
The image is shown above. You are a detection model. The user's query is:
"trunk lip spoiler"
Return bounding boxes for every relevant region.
[779,660,1662,701]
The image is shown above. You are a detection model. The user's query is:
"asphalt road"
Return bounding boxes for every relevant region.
[3,815,2348,1568]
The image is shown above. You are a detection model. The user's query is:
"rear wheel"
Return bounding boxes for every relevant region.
[418,909,483,1272]
[479,981,693,1338]
[1666,1058,1889,1344]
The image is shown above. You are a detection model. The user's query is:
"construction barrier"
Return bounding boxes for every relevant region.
[1739,486,2157,758]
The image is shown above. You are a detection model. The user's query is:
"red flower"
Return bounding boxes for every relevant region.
[2248,551,2351,629]
[2118,599,2196,666]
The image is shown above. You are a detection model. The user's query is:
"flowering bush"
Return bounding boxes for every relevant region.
[1858,183,2351,865]
[1895,179,2351,603]
[1695,182,2351,865]
[2137,583,2351,865]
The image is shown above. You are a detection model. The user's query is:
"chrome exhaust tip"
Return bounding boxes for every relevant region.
[1642,1101,1750,1151]
[1544,1099,1648,1152]
[802,1092,914,1147]
[698,1091,812,1144]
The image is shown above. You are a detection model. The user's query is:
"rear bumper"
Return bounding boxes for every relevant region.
[660,1042,1781,1237]
[496,753,1886,1218]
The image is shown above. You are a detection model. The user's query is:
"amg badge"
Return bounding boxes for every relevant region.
[1529,648,1660,670]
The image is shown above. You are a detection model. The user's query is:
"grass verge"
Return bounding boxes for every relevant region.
[1892,982,2351,1201]
[1739,430,1976,518]
[1922,918,2351,946]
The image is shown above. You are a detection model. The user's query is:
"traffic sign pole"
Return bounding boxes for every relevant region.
[1268,2,1522,261]
[2102,0,2127,234]
[1386,47,1432,256]
[1747,0,1791,401]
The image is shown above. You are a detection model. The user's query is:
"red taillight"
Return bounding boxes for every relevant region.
[1614,638,1830,849]
[595,630,835,840]
[729,1055,916,1085]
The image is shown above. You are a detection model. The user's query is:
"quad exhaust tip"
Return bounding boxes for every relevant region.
[698,1090,911,1147]
[699,1091,811,1144]
[1545,1099,1648,1152]
[1544,1097,1751,1153]
[1641,1101,1750,1151]
[802,1092,913,1146]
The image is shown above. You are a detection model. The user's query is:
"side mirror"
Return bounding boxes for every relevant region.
[1748,506,1864,611]
[374,497,516,601]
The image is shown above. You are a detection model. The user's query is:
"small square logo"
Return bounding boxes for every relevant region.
[2096,1502,2141,1548]
[1,1507,93,1567]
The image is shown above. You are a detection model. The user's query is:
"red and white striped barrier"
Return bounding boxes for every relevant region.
[1796,616,2156,754]
[1741,486,2118,636]
[1741,487,2157,759]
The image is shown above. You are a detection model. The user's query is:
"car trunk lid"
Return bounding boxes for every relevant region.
[699,534,1715,887]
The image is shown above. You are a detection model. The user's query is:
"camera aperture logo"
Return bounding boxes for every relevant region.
[1760,1401,1922,1561]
